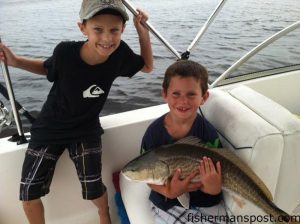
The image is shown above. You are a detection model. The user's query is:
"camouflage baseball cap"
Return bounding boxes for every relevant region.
[79,0,129,21]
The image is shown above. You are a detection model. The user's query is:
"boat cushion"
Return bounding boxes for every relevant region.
[229,86,300,134]
[202,86,285,218]
[228,85,300,213]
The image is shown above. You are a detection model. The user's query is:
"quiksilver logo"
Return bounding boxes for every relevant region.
[83,85,104,98]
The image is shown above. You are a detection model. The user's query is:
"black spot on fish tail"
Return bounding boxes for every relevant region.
[281,215,290,223]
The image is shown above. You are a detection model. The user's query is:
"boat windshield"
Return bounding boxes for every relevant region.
[212,22,300,86]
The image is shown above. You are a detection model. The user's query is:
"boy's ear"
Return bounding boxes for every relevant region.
[121,24,126,33]
[200,91,209,105]
[78,22,87,36]
[161,89,167,101]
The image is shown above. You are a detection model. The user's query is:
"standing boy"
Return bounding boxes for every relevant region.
[0,0,153,223]
[141,60,234,224]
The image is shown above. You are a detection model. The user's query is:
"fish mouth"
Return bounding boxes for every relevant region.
[121,170,166,185]
[121,170,144,182]
[120,171,134,181]
[121,171,152,183]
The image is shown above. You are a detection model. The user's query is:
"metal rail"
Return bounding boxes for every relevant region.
[121,0,182,60]
[0,38,27,144]
[210,20,300,88]
[183,0,228,58]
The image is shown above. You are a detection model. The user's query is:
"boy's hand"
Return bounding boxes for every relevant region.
[0,43,19,67]
[165,168,202,199]
[133,9,149,37]
[199,157,222,195]
[148,168,202,199]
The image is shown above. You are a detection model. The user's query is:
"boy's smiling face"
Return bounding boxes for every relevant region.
[163,76,208,120]
[79,13,125,63]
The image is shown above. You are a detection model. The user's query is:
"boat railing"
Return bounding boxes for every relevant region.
[0,38,27,144]
[210,20,300,88]
[121,0,181,60]
[183,0,227,59]
[122,0,227,60]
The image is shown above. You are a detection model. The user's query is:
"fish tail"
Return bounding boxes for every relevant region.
[266,201,290,224]
[271,209,299,224]
[280,215,300,224]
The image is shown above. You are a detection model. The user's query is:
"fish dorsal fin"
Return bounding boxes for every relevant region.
[175,136,206,147]
[210,147,273,201]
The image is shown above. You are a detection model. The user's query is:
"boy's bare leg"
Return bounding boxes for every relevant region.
[92,192,111,224]
[22,199,45,224]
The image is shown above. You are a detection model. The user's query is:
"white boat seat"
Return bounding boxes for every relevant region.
[228,85,300,213]
[202,87,283,194]
[202,86,283,219]
[203,85,300,217]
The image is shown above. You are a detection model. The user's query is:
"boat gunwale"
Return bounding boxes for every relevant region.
[211,20,300,88]
[213,64,300,87]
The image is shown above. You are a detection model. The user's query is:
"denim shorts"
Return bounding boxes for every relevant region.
[20,140,106,201]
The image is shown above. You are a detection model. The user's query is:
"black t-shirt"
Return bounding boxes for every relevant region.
[30,40,144,144]
[141,114,222,211]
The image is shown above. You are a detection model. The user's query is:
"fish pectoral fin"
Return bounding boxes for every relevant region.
[177,193,190,209]
[231,194,246,209]
[223,188,247,209]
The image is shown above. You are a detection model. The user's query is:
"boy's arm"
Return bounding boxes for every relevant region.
[0,43,47,75]
[14,57,47,76]
[134,9,153,73]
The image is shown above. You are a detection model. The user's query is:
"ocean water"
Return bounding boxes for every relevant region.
[0,0,299,136]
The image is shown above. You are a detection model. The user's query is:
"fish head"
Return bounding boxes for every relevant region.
[121,150,170,185]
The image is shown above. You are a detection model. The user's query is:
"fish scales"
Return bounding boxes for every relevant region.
[122,138,296,223]
[157,144,289,222]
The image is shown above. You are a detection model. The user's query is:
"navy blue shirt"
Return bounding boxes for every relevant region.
[141,113,222,211]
